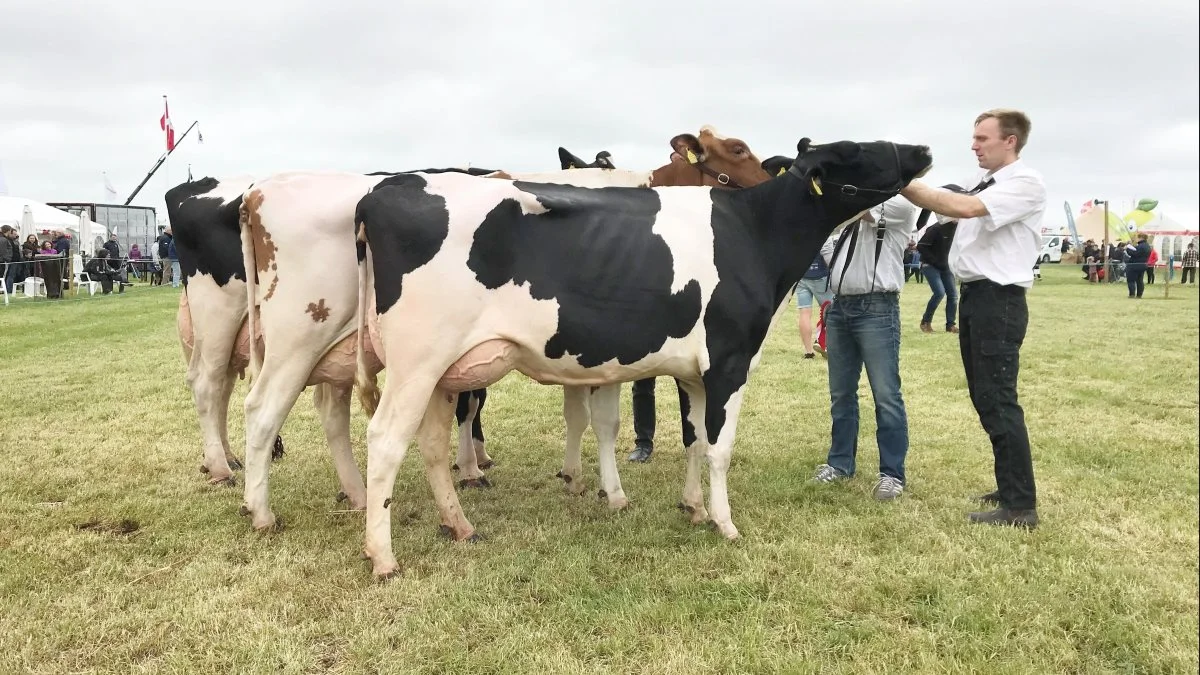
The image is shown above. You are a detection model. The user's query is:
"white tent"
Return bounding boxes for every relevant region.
[0,195,107,250]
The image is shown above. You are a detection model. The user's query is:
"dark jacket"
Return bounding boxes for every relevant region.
[916,223,950,271]
[1126,240,1151,265]
[156,233,172,259]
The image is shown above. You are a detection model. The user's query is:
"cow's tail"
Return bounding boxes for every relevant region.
[239,191,263,382]
[354,215,381,418]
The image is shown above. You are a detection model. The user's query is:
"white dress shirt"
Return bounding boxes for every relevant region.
[946,159,1047,288]
[820,195,916,296]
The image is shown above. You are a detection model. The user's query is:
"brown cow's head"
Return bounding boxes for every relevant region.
[655,125,772,189]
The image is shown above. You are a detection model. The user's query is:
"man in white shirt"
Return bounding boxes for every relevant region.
[900,108,1046,530]
[811,195,916,501]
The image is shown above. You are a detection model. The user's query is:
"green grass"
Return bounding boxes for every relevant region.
[1,265,1197,674]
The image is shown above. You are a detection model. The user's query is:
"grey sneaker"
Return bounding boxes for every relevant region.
[813,464,848,483]
[873,474,904,500]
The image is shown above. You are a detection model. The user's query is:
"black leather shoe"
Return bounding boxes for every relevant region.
[968,508,1038,529]
[977,490,1001,505]
[627,446,653,463]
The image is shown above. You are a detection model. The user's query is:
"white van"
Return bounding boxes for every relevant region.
[1039,235,1064,263]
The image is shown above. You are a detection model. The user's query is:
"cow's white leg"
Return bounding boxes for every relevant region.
[705,384,748,540]
[558,385,590,495]
[178,288,244,485]
[313,383,366,510]
[590,384,628,510]
[418,388,477,541]
[363,377,437,579]
[216,367,240,470]
[240,364,310,531]
[677,380,710,524]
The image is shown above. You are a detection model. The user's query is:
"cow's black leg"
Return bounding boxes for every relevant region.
[471,389,493,470]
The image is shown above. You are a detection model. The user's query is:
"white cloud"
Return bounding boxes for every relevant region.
[1,0,1196,236]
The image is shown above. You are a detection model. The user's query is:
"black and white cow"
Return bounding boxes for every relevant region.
[352,136,933,578]
[453,147,621,477]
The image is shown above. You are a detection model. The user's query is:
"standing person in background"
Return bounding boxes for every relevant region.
[916,220,959,333]
[1182,243,1198,284]
[1145,245,1158,284]
[1124,234,1151,298]
[794,247,835,359]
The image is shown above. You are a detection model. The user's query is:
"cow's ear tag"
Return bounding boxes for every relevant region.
[686,149,699,164]
[810,177,824,196]
[776,167,787,176]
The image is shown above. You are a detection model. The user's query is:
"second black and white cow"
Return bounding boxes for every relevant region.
[452,147,620,477]
[353,136,934,578]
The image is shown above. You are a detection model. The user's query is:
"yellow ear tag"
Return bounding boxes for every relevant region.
[776,167,786,176]
[811,177,824,196]
[686,149,699,164]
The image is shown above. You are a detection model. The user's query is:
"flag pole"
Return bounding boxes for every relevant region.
[124,120,197,205]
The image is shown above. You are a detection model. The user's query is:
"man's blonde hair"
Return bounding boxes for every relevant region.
[975,108,1032,153]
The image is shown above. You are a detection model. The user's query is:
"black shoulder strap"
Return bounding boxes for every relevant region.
[825,223,858,294]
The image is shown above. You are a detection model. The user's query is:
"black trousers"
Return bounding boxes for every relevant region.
[631,377,697,450]
[959,280,1037,510]
[1125,263,1146,297]
[1182,267,1196,284]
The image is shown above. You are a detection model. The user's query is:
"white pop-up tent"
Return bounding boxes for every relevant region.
[0,195,108,251]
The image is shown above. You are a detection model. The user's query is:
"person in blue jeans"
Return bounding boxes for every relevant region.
[812,195,916,500]
[915,220,958,333]
[795,248,835,359]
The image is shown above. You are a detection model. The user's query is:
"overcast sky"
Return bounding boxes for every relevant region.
[3,0,1197,234]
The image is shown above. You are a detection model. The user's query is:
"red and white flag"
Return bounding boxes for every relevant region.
[160,96,176,151]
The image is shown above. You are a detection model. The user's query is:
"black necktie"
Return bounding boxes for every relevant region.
[969,177,995,194]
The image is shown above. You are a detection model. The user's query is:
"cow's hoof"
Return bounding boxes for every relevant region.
[207,475,236,487]
[438,524,454,539]
[457,477,492,489]
[254,517,284,533]
[335,491,348,503]
[238,505,251,517]
[556,471,586,495]
[227,457,244,471]
[199,465,209,474]
[607,494,630,511]
[679,502,709,524]
[466,532,485,543]
[715,521,740,540]
[271,436,286,461]
[478,459,495,470]
[371,560,401,582]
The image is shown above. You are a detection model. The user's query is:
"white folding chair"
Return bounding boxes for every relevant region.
[73,254,100,295]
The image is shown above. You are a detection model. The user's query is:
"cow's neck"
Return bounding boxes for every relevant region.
[736,177,886,296]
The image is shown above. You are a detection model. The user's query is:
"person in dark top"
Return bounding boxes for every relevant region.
[84,249,123,294]
[1123,234,1151,298]
[916,222,958,332]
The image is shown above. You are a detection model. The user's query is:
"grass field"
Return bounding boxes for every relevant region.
[1,264,1197,674]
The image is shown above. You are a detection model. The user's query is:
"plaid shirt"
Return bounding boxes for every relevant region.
[1184,248,1198,268]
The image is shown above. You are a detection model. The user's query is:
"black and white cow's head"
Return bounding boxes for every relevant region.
[786,137,932,215]
[557,147,617,170]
